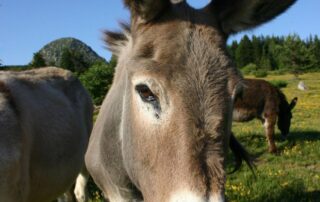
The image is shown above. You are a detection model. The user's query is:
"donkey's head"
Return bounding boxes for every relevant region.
[107,0,295,201]
[278,97,298,138]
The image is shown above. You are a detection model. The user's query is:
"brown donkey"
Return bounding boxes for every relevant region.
[233,79,298,153]
[85,0,296,201]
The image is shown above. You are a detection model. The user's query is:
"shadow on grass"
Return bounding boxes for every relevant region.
[227,178,320,202]
[232,133,268,160]
[253,184,320,202]
[287,130,320,142]
[304,190,320,201]
[253,190,320,202]
[226,133,265,172]
[277,130,320,152]
[232,130,320,157]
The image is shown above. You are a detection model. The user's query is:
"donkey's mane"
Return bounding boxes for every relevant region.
[104,23,131,56]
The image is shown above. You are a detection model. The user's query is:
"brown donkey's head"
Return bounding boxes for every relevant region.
[106,0,296,201]
[278,96,298,138]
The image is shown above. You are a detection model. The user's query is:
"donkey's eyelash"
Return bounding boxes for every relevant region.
[135,84,158,102]
[135,84,162,113]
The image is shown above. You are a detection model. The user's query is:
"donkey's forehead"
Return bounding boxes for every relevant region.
[112,3,238,92]
[119,19,234,97]
[129,21,227,69]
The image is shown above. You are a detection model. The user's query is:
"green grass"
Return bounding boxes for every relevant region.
[227,72,320,202]
[270,80,288,88]
[88,72,320,201]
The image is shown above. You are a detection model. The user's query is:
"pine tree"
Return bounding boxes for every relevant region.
[309,35,320,70]
[60,49,74,71]
[72,51,89,73]
[227,40,238,61]
[266,36,284,70]
[232,34,320,73]
[30,52,46,68]
[235,35,254,68]
[251,36,262,66]
[260,37,279,70]
[282,34,310,73]
[60,48,90,73]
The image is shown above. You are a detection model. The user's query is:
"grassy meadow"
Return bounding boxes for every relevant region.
[88,73,320,202]
[226,72,320,202]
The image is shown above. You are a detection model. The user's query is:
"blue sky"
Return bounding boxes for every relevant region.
[0,0,319,65]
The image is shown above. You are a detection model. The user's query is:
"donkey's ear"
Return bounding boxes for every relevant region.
[289,97,298,110]
[124,0,170,22]
[208,0,296,34]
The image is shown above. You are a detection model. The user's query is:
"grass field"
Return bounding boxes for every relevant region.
[88,73,320,202]
[226,72,320,202]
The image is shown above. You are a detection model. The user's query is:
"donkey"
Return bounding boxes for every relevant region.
[0,67,93,202]
[85,0,296,201]
[233,79,298,153]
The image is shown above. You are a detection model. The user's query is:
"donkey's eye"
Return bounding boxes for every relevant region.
[135,84,157,103]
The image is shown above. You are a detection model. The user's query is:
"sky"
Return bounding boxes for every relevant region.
[0,0,319,66]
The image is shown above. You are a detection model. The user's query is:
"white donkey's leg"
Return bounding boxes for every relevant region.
[74,168,89,202]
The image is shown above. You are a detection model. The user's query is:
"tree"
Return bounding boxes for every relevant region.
[281,34,311,74]
[309,35,320,70]
[259,44,273,70]
[60,48,90,74]
[30,52,46,67]
[227,40,238,61]
[109,55,117,69]
[266,36,284,70]
[251,36,263,66]
[60,48,74,71]
[79,62,115,105]
[235,35,254,68]
[230,34,320,73]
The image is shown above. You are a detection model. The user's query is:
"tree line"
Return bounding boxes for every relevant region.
[228,34,320,74]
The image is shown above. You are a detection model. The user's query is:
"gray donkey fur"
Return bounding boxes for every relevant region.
[0,67,93,202]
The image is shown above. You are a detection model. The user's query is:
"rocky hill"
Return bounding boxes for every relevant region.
[39,37,107,68]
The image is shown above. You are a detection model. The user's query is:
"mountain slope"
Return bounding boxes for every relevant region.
[39,37,107,68]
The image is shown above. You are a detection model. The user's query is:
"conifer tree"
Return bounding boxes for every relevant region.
[60,48,74,71]
[235,35,253,68]
[30,52,46,68]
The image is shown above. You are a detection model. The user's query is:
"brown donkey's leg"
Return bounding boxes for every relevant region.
[263,116,277,153]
